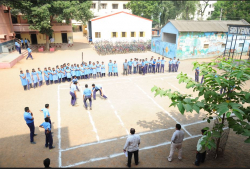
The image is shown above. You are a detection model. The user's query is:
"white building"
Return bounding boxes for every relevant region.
[193,1,217,20]
[89,11,152,43]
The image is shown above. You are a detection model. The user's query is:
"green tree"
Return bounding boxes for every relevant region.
[151,58,250,156]
[179,1,199,20]
[3,0,93,50]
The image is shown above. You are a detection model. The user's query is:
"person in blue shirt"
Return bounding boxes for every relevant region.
[84,63,89,79]
[83,84,93,110]
[152,59,156,74]
[39,117,55,149]
[52,67,58,84]
[138,59,142,74]
[48,67,53,84]
[113,61,118,76]
[66,66,71,82]
[88,61,93,78]
[169,58,173,72]
[20,70,28,90]
[26,69,33,90]
[156,57,161,73]
[133,58,137,74]
[21,38,24,49]
[160,57,166,73]
[26,48,33,60]
[195,67,199,83]
[128,59,133,74]
[96,61,101,78]
[136,58,139,73]
[141,59,146,75]
[15,41,21,54]
[62,64,66,82]
[40,104,52,128]
[70,81,78,106]
[44,67,49,85]
[172,57,177,72]
[71,76,80,91]
[37,68,43,87]
[101,61,106,77]
[108,60,113,77]
[24,107,37,144]
[92,62,97,79]
[145,58,149,74]
[176,59,180,72]
[31,68,39,88]
[148,58,153,73]
[70,65,75,78]
[75,64,80,80]
[56,65,61,83]
[80,64,85,79]
[24,38,28,48]
[92,84,108,100]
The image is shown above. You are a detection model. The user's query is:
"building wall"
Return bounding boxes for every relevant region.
[151,22,178,59]
[20,33,31,42]
[91,12,152,42]
[54,33,62,43]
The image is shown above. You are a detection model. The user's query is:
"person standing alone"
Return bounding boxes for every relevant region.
[194,129,207,166]
[24,107,37,144]
[123,128,140,168]
[167,124,185,162]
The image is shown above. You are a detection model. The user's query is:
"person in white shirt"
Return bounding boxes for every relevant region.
[168,124,185,162]
[70,81,77,106]
[194,129,207,166]
[123,128,140,168]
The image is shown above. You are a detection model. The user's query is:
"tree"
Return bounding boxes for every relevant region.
[208,1,250,23]
[151,58,250,156]
[3,0,93,50]
[196,0,209,20]
[178,1,199,20]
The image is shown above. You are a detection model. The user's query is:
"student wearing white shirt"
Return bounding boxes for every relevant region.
[167,124,185,162]
[172,57,177,72]
[70,81,77,106]
[123,128,140,168]
[194,129,207,166]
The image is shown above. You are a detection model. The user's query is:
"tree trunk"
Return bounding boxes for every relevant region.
[215,113,225,158]
[46,35,50,51]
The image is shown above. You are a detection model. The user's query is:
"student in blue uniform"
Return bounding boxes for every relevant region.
[176,59,180,72]
[141,59,146,75]
[88,61,93,78]
[160,57,166,73]
[48,67,53,84]
[71,76,80,91]
[172,57,177,72]
[26,69,33,89]
[24,107,37,144]
[20,70,28,90]
[195,67,199,83]
[52,67,58,84]
[39,117,55,149]
[37,68,43,87]
[92,62,97,79]
[21,38,24,49]
[169,58,173,72]
[92,84,108,100]
[128,59,133,74]
[156,57,161,73]
[145,58,149,74]
[15,41,21,54]
[70,81,78,106]
[66,66,71,82]
[136,58,139,73]
[24,38,28,48]
[152,59,156,74]
[70,65,75,79]
[31,68,39,88]
[40,104,52,128]
[113,61,118,76]
[96,61,101,78]
[83,84,92,110]
[26,47,33,60]
[84,63,89,79]
[138,59,142,74]
[44,68,49,85]
[101,61,105,77]
[133,58,137,74]
[60,65,65,83]
[56,66,61,83]
[80,64,84,79]
[148,58,153,73]
[108,60,113,76]
[75,64,80,80]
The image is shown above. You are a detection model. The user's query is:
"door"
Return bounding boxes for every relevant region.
[15,34,21,39]
[31,34,37,44]
[61,33,68,43]
[79,26,82,32]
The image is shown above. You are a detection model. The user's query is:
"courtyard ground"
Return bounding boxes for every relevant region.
[0,32,249,168]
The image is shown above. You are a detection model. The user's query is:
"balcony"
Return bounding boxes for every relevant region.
[13,23,72,32]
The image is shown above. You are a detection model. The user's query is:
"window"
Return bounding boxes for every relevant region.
[139,32,144,37]
[221,44,226,48]
[95,32,101,38]
[112,32,117,38]
[209,4,212,8]
[123,4,127,9]
[204,44,209,48]
[162,33,176,44]
[121,32,126,37]
[101,3,107,9]
[112,4,118,9]
[91,3,96,9]
[131,32,136,37]
[239,43,244,47]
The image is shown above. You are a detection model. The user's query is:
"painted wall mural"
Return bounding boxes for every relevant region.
[152,32,250,60]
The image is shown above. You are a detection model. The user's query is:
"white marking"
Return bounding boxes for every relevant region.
[110,105,114,109]
[57,85,62,168]
[161,78,163,80]
[87,111,100,142]
[167,82,179,90]
[62,134,201,168]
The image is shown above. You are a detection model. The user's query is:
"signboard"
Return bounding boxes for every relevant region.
[228,25,250,36]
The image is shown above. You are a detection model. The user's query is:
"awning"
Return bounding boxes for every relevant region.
[0,34,7,39]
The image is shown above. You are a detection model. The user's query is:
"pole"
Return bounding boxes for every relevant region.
[82,52,83,65]
[219,8,222,21]
[232,35,237,59]
[240,36,246,60]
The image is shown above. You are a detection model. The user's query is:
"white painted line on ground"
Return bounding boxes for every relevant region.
[167,82,179,91]
[57,85,62,168]
[110,105,114,109]
[62,134,201,168]
[87,111,100,142]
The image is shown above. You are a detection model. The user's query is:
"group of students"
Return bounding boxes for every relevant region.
[23,104,54,149]
[122,56,180,75]
[15,39,33,59]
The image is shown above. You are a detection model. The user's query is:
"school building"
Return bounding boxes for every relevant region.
[12,14,73,45]
[0,5,15,53]
[151,20,250,60]
[88,11,152,43]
